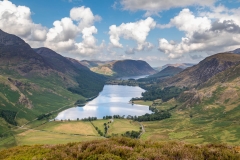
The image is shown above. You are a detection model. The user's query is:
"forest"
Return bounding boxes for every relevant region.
[0,110,17,126]
[139,86,187,101]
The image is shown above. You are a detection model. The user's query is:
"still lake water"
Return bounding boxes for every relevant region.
[55,85,152,120]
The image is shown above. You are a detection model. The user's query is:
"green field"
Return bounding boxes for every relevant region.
[108,119,140,135]
[141,105,240,145]
[15,129,102,146]
[12,121,103,146]
[132,100,153,106]
[0,119,141,148]
[91,119,140,136]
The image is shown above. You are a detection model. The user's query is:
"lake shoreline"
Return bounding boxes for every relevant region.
[55,85,152,120]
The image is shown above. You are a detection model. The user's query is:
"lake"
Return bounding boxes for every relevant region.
[55,85,152,120]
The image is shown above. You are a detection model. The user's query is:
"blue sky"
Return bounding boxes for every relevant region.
[1,0,240,67]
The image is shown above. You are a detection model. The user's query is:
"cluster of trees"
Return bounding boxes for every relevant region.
[122,131,141,139]
[106,79,138,87]
[104,122,111,135]
[0,110,17,126]
[103,115,130,119]
[103,115,113,119]
[136,111,171,122]
[74,99,86,105]
[81,117,97,121]
[149,106,158,112]
[139,86,187,102]
[94,127,104,136]
[37,113,52,120]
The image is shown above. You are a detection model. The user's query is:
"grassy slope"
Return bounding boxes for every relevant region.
[132,100,153,106]
[140,80,240,145]
[91,65,116,76]
[0,137,239,160]
[15,121,103,146]
[0,73,84,149]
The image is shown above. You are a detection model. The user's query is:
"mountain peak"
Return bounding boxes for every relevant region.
[0,29,27,46]
[231,48,240,54]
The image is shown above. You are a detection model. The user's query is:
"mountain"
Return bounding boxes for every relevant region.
[34,47,88,73]
[34,47,106,97]
[148,66,183,79]
[91,60,156,77]
[66,58,89,71]
[79,60,115,68]
[231,48,240,54]
[0,29,49,75]
[162,53,240,88]
[0,30,106,129]
[154,63,195,71]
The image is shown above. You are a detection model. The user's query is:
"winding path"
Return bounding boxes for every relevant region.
[138,122,145,138]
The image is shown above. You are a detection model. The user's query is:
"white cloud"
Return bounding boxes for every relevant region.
[0,1,102,57]
[120,0,216,14]
[46,17,78,42]
[44,6,102,56]
[0,0,47,46]
[70,6,101,30]
[158,8,240,59]
[74,26,100,56]
[109,17,156,52]
[169,9,211,34]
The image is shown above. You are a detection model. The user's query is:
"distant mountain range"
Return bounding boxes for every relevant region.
[89,60,156,77]
[79,60,115,68]
[154,63,195,71]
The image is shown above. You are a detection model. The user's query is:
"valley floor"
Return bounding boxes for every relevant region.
[0,119,140,149]
[1,98,240,149]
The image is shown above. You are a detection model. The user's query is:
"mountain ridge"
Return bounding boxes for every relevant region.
[91,59,156,77]
[148,66,183,79]
[154,63,195,71]
[162,53,240,88]
[0,30,106,129]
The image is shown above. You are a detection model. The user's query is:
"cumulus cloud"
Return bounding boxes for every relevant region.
[0,0,102,57]
[70,6,101,30]
[158,8,240,59]
[44,6,102,56]
[109,17,156,52]
[120,0,216,14]
[0,0,47,46]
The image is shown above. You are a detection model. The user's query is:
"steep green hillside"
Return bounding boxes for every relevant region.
[161,53,240,88]
[0,30,106,141]
[148,66,183,79]
[80,60,114,68]
[129,53,240,145]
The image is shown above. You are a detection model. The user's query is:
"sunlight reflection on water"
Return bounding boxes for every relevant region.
[55,85,152,120]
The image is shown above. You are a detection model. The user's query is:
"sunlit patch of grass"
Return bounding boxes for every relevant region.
[132,100,153,106]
